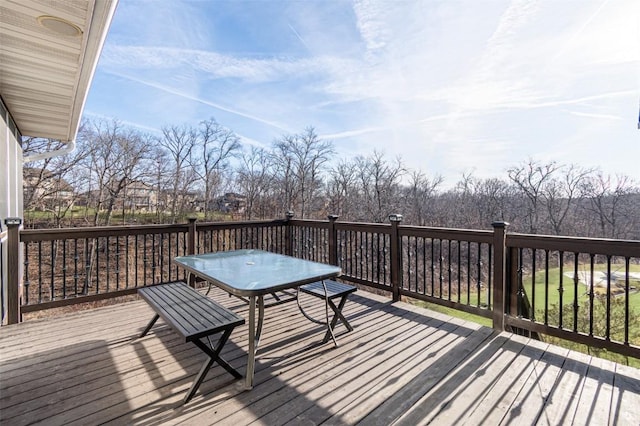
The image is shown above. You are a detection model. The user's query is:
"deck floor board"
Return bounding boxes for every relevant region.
[1,287,639,425]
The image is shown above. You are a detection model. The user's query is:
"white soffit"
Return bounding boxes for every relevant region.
[0,0,118,142]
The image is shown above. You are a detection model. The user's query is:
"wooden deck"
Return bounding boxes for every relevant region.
[1,287,639,425]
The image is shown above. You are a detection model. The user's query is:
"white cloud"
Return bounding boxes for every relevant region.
[105,70,292,132]
[86,0,640,186]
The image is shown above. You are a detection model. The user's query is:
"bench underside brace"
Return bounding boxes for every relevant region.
[186,329,240,403]
[297,280,357,345]
[140,313,242,403]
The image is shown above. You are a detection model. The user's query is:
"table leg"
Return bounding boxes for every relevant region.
[245,295,265,389]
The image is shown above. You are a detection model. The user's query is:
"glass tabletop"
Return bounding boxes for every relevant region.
[173,249,342,296]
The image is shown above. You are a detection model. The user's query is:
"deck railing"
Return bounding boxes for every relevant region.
[4,214,639,359]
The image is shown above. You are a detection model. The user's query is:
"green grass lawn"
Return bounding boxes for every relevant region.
[522,264,640,315]
[410,264,640,367]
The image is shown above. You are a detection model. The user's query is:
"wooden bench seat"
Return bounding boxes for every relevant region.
[299,280,357,343]
[138,281,245,403]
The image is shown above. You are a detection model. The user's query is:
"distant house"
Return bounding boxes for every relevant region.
[78,181,158,213]
[158,189,199,213]
[23,168,75,211]
[214,192,247,214]
[121,181,157,212]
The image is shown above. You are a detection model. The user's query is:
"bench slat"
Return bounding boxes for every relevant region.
[150,284,236,332]
[139,282,244,342]
[299,280,356,299]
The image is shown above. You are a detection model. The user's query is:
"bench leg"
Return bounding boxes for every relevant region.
[139,313,160,338]
[322,295,353,344]
[185,328,240,403]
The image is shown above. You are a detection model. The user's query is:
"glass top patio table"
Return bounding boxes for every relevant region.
[173,249,343,389]
[173,249,341,296]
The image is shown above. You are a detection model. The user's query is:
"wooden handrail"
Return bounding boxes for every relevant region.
[7,215,639,359]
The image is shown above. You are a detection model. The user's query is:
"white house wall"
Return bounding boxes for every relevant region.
[1,98,23,324]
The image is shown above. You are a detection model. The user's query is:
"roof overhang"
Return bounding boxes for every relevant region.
[0,0,118,142]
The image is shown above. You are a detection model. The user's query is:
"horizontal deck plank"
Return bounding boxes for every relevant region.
[1,287,639,426]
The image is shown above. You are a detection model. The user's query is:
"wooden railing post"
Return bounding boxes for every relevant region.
[491,221,509,331]
[5,218,22,324]
[187,217,197,255]
[389,214,403,302]
[284,211,294,256]
[327,215,339,266]
[187,218,197,287]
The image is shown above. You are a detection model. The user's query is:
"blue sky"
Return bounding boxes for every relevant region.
[84,0,640,185]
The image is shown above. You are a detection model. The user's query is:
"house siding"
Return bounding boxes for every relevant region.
[1,97,23,324]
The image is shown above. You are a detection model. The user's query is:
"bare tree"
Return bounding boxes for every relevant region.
[191,118,241,220]
[470,177,518,227]
[326,159,359,220]
[541,164,593,235]
[507,159,560,234]
[149,147,170,222]
[354,151,405,223]
[80,119,153,225]
[583,172,639,239]
[403,170,443,226]
[237,146,273,219]
[160,125,198,223]
[271,127,334,218]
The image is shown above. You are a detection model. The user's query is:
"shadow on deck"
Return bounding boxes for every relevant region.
[1,288,639,425]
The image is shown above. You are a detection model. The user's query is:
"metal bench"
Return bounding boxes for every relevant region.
[298,280,357,344]
[138,281,245,403]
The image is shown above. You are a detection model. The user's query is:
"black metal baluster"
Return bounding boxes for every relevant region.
[476,243,482,307]
[487,244,492,311]
[624,257,630,345]
[544,250,549,325]
[438,239,444,299]
[135,234,139,287]
[24,243,30,305]
[143,234,148,285]
[37,241,43,302]
[50,240,55,301]
[376,232,381,284]
[558,251,564,329]
[431,238,436,297]
[73,239,78,296]
[447,240,452,301]
[125,235,130,289]
[457,241,461,303]
[159,233,165,282]
[588,254,595,336]
[573,252,579,332]
[530,249,536,321]
[151,233,157,284]
[62,239,67,299]
[84,237,90,295]
[95,237,100,294]
[605,256,612,340]
[517,248,524,317]
[466,242,471,304]
[422,237,427,295]
[406,236,412,292]
[105,236,110,292]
